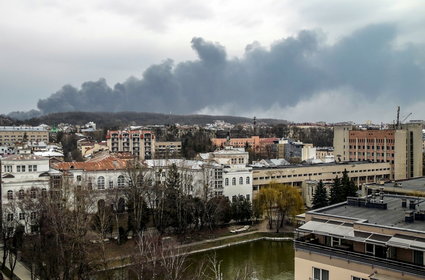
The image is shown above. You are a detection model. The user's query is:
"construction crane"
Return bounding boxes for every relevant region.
[395,106,412,129]
[396,106,400,129]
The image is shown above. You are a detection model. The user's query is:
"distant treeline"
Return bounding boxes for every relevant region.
[6,111,288,128]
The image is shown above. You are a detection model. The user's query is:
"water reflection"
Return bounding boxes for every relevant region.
[187,240,294,280]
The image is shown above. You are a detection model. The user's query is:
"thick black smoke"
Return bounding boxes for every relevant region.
[35,23,425,115]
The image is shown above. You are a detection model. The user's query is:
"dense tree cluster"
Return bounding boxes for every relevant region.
[181,130,215,159]
[312,169,358,209]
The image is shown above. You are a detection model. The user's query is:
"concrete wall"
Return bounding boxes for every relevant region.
[333,126,351,162]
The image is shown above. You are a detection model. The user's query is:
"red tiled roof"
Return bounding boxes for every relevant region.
[53,156,128,171]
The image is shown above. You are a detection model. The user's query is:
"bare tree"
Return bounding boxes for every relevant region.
[123,159,151,236]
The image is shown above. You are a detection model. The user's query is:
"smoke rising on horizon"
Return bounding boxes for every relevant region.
[31,23,425,118]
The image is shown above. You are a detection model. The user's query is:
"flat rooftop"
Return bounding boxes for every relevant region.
[251,160,390,170]
[314,195,425,232]
[368,177,425,192]
[0,126,47,132]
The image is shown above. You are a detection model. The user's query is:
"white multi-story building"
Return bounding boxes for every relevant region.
[199,147,252,201]
[144,159,218,198]
[1,154,51,232]
[222,165,252,201]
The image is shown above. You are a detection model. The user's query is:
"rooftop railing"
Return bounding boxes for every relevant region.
[295,239,425,277]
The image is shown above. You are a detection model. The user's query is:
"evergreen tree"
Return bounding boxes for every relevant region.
[341,169,357,198]
[312,180,328,209]
[162,164,181,230]
[329,176,342,205]
[346,180,358,198]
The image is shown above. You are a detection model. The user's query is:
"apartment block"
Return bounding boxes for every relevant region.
[0,126,49,146]
[295,194,425,280]
[333,123,423,180]
[154,141,182,158]
[106,130,155,160]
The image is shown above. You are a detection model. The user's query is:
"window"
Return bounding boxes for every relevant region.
[246,194,250,201]
[313,267,329,280]
[41,188,47,198]
[232,177,236,186]
[19,213,25,220]
[225,178,229,186]
[246,176,250,184]
[239,177,243,185]
[365,243,374,255]
[7,213,13,222]
[77,175,82,182]
[18,190,24,200]
[30,212,37,220]
[352,277,368,280]
[118,175,125,187]
[30,189,37,199]
[414,250,424,265]
[7,190,13,200]
[332,237,341,247]
[97,176,105,189]
[4,165,12,173]
[109,180,114,188]
[32,165,37,172]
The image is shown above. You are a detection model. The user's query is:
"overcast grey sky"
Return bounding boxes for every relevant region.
[1,0,425,122]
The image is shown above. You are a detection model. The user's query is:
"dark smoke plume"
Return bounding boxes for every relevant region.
[32,23,425,116]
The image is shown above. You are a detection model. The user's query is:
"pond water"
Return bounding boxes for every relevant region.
[187,240,294,280]
[99,240,294,280]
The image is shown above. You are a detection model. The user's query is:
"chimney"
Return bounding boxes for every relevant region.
[405,211,414,223]
[402,198,407,208]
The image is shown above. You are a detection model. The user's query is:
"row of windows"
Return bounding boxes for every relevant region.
[92,175,126,189]
[258,173,323,180]
[3,165,38,173]
[350,138,394,143]
[312,267,366,280]
[332,168,390,174]
[224,176,250,186]
[350,158,395,164]
[7,188,47,200]
[7,212,37,221]
[76,175,126,189]
[349,152,394,157]
[230,158,245,164]
[349,145,395,150]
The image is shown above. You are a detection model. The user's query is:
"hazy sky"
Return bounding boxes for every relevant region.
[1,0,425,122]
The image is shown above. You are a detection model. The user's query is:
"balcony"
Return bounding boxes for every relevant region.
[294,239,425,277]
